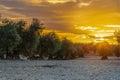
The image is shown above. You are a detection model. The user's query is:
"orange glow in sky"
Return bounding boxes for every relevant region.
[0,0,120,44]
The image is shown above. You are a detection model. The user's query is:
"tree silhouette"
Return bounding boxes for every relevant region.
[38,32,61,59]
[97,42,110,60]
[0,21,21,59]
[114,31,120,57]
[22,18,43,56]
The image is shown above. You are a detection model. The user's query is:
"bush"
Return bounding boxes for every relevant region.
[97,42,110,60]
[37,32,61,60]
[114,45,120,57]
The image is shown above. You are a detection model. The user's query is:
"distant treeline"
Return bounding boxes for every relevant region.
[0,19,120,60]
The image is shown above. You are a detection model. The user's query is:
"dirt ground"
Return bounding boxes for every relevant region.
[0,57,120,80]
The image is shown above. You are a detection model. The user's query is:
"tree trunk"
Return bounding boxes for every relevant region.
[6,47,9,59]
[3,54,6,59]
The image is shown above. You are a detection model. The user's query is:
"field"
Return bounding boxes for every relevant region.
[0,57,120,80]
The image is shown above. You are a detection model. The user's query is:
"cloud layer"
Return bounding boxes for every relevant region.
[0,0,120,43]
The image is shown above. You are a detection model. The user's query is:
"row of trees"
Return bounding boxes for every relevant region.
[0,18,120,60]
[0,19,84,60]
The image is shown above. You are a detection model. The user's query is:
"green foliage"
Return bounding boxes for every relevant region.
[74,44,84,58]
[55,38,77,60]
[16,20,26,36]
[26,18,43,56]
[17,19,43,56]
[29,18,44,33]
[0,18,85,60]
[38,32,61,59]
[15,20,27,56]
[0,21,21,56]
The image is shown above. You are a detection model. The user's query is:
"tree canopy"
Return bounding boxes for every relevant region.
[0,21,21,56]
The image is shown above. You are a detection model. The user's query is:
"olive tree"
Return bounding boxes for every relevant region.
[0,21,21,59]
[38,32,61,59]
[16,19,43,57]
[55,38,76,60]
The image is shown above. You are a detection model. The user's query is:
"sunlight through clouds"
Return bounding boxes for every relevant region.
[75,26,97,31]
[28,0,76,4]
[0,0,120,44]
[105,24,120,28]
[77,0,93,7]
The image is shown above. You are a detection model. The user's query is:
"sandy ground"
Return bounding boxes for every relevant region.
[0,57,120,80]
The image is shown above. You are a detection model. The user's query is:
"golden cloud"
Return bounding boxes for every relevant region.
[28,0,76,4]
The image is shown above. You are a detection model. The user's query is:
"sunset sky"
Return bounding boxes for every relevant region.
[0,0,120,44]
